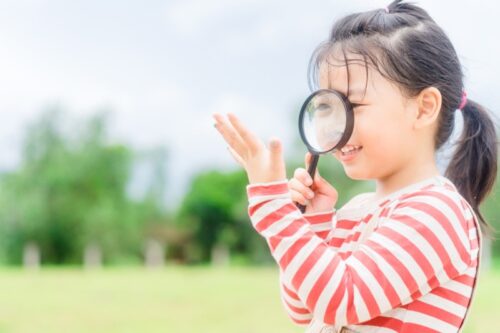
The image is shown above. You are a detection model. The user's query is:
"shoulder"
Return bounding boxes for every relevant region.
[396,178,471,215]
[385,179,475,269]
[390,179,474,245]
[371,179,475,282]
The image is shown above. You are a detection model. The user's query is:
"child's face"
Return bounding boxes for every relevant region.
[319,53,418,181]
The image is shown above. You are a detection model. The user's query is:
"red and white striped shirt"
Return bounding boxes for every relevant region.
[246,175,481,333]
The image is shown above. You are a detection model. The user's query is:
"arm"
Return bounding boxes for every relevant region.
[279,270,313,325]
[277,210,336,325]
[248,180,471,327]
[302,210,336,240]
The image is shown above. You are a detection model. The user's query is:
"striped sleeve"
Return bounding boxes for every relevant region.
[277,211,334,324]
[247,180,472,327]
[246,181,334,325]
[302,210,336,240]
[279,270,313,325]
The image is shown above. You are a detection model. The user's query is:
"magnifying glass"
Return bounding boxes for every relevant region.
[296,89,354,213]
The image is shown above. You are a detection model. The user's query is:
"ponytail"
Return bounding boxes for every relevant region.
[445,100,499,238]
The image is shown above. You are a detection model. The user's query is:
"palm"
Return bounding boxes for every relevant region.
[213,113,287,184]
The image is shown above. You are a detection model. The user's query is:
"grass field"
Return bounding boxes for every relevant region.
[0,265,498,333]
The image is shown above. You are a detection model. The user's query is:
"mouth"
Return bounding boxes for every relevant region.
[336,144,363,161]
[340,144,363,154]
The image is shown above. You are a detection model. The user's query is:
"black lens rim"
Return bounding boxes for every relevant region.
[298,89,354,154]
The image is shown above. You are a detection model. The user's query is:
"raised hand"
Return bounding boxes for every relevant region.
[212,113,287,184]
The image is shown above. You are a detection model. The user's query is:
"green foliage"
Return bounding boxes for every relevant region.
[174,146,375,265]
[176,169,272,264]
[481,165,500,247]
[0,108,168,265]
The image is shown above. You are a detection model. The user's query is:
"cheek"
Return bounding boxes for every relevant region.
[356,114,410,156]
[355,114,385,142]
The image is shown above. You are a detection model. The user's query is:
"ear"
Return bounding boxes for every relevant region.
[413,86,442,129]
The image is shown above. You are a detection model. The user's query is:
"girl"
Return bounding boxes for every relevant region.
[213,1,498,332]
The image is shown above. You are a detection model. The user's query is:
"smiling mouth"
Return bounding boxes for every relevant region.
[340,145,363,155]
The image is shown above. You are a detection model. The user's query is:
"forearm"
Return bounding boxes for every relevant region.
[279,272,313,325]
[247,180,353,325]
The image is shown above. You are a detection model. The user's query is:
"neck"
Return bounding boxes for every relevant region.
[374,159,441,200]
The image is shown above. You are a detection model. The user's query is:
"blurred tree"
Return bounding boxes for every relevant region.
[0,107,168,265]
[176,169,273,264]
[482,163,500,252]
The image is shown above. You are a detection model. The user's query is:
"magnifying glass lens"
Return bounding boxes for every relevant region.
[300,90,348,153]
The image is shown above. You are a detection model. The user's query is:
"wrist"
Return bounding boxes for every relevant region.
[246,179,290,198]
[302,209,336,217]
[248,174,288,185]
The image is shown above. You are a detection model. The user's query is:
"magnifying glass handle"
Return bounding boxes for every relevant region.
[296,153,320,213]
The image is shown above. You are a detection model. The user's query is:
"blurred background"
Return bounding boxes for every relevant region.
[0,0,498,332]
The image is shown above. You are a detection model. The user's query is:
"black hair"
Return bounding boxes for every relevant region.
[308,0,498,238]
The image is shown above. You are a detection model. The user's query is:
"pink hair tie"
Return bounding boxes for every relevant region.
[458,91,467,110]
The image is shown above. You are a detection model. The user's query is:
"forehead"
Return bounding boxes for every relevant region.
[318,52,376,98]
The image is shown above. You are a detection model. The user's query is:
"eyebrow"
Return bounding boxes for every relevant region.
[327,85,366,97]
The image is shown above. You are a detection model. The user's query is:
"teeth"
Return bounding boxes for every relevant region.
[341,145,362,153]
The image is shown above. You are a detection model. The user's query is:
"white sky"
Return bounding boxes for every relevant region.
[0,0,498,208]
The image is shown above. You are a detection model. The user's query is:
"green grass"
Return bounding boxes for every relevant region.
[0,265,497,333]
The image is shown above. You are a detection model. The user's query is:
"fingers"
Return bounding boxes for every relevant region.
[294,166,313,187]
[213,112,287,184]
[227,113,262,154]
[213,113,248,157]
[293,160,336,196]
[227,146,245,166]
[289,177,314,199]
[289,168,314,205]
[290,189,308,206]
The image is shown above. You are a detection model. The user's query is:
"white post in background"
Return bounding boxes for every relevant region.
[144,239,165,269]
[481,233,491,271]
[23,242,40,271]
[84,243,102,270]
[211,243,230,267]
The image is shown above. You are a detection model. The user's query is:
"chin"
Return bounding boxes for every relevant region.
[343,166,372,181]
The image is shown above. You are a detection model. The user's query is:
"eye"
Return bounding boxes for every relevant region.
[315,104,332,116]
[317,103,331,111]
[350,103,364,109]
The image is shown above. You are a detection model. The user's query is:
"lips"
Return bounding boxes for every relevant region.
[335,144,363,161]
[340,145,363,154]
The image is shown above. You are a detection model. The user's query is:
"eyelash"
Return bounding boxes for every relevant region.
[351,103,363,109]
